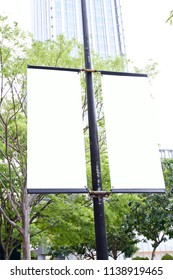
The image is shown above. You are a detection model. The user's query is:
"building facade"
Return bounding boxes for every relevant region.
[31,0,126,59]
[159,149,173,159]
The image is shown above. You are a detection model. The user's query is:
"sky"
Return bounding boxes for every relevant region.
[1,0,173,148]
[121,0,173,149]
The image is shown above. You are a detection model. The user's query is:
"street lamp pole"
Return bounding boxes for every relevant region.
[81,0,108,260]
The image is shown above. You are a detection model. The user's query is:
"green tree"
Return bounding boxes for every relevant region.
[121,158,173,260]
[166,11,173,25]
[161,158,173,196]
[30,193,140,260]
[31,194,95,260]
[0,15,30,259]
[105,194,139,259]
[128,192,173,260]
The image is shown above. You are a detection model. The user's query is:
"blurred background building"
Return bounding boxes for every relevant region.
[159,149,173,159]
[31,0,126,59]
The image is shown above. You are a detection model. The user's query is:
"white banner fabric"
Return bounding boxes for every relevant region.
[27,68,87,192]
[102,74,165,192]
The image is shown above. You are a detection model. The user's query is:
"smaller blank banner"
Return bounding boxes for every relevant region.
[27,67,87,193]
[102,74,165,193]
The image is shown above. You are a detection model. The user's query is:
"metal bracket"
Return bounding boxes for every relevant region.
[80,68,98,73]
[89,190,111,198]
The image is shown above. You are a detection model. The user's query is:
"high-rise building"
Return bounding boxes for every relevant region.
[31,0,126,59]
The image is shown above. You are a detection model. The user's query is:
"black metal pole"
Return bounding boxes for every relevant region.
[81,0,108,260]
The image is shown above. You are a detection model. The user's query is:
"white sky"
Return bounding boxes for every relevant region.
[0,0,31,29]
[121,0,173,149]
[1,0,173,148]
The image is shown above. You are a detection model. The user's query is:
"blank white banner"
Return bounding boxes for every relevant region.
[27,67,87,193]
[102,74,165,192]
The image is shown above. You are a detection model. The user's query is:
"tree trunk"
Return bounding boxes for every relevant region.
[1,247,9,260]
[21,186,31,260]
[4,250,9,260]
[112,247,118,260]
[151,247,157,260]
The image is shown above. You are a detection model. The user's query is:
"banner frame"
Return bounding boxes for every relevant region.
[101,72,165,194]
[27,65,88,194]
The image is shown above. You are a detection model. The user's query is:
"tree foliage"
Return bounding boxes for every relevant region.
[126,159,173,260]
[128,193,173,260]
[166,10,173,25]
[0,16,29,259]
[105,194,139,259]
[32,194,95,260]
